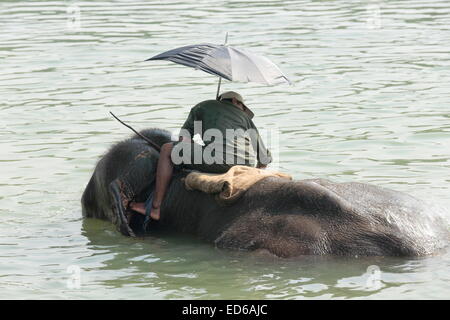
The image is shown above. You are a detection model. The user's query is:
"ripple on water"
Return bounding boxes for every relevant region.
[0,0,449,299]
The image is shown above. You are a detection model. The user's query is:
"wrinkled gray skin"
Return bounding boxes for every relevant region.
[81,129,449,257]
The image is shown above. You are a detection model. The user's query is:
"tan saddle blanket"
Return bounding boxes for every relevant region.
[183,165,292,205]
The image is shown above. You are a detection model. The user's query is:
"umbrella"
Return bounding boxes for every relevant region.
[146,43,291,98]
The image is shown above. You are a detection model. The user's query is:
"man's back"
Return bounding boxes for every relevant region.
[180,99,271,167]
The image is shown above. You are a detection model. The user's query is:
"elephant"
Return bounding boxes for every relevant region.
[81,128,449,257]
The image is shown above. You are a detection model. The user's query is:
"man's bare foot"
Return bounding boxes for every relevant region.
[129,202,146,215]
[150,206,160,221]
[129,201,160,221]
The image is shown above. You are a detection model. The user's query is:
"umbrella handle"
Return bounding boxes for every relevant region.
[215,77,222,100]
[215,32,228,100]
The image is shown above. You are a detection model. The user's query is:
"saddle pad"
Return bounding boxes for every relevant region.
[183,165,292,205]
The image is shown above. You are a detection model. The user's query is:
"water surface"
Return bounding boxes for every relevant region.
[0,0,449,299]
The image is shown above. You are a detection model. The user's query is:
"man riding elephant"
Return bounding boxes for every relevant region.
[82,124,450,256]
[129,91,272,221]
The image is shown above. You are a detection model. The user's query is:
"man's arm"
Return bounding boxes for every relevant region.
[248,120,272,168]
[256,136,272,168]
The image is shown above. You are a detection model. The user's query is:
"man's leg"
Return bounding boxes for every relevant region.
[149,142,174,220]
[130,142,174,221]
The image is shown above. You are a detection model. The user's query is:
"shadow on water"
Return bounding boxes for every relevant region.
[80,218,447,299]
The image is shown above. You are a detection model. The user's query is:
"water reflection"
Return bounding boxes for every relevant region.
[79,219,447,299]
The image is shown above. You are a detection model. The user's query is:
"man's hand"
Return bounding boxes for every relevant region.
[257,163,267,169]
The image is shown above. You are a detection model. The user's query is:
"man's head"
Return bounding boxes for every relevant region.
[218,91,254,118]
[218,91,245,109]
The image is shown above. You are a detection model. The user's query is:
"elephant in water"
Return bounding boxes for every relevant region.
[81,128,449,257]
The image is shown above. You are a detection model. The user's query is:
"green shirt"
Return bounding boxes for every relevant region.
[180,99,272,167]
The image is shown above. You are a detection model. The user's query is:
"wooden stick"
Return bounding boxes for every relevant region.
[109,111,161,151]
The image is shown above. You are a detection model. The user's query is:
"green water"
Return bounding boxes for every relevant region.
[0,0,449,299]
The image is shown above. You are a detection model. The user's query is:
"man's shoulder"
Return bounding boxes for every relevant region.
[191,99,222,112]
[195,99,220,107]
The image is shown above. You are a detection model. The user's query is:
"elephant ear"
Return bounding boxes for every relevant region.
[109,179,136,237]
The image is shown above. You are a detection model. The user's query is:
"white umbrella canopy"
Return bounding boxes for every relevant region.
[146,43,291,86]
